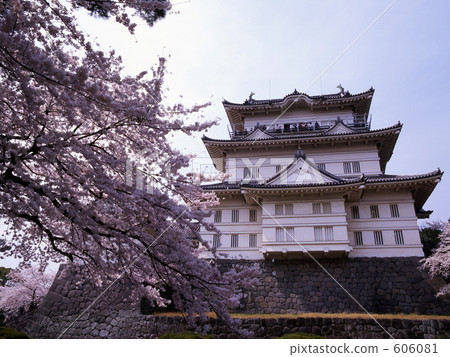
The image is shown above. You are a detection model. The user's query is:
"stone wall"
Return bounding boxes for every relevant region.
[223,257,450,316]
[9,257,450,339]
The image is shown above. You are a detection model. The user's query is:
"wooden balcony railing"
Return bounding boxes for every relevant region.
[229,114,371,139]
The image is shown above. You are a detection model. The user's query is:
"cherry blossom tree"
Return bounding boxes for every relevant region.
[0,0,258,332]
[421,222,450,297]
[0,267,55,316]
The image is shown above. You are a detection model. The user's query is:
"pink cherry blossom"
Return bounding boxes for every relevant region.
[0,0,258,333]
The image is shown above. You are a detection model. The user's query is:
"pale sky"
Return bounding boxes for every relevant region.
[2,0,449,268]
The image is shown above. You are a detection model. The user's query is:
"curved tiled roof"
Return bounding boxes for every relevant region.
[201,170,442,190]
[202,122,401,143]
[223,87,375,107]
[201,169,443,212]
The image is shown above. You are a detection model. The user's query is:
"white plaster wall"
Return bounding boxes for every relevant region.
[346,189,423,257]
[223,142,382,181]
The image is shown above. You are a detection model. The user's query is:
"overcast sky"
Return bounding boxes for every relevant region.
[2,0,449,268]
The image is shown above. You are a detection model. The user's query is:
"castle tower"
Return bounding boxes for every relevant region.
[200,88,442,259]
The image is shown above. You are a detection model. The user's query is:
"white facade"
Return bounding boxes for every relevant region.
[200,89,441,260]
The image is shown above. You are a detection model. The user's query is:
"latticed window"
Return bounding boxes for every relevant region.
[276,227,284,242]
[276,165,282,173]
[374,231,383,245]
[313,202,331,214]
[285,227,295,242]
[322,202,331,214]
[231,234,239,248]
[285,204,294,215]
[249,234,257,247]
[231,209,239,222]
[343,161,361,173]
[275,204,283,215]
[214,210,222,223]
[390,204,400,218]
[312,203,321,214]
[317,163,326,171]
[370,205,379,218]
[213,234,221,248]
[249,209,257,222]
[324,227,333,241]
[354,231,363,246]
[394,230,404,245]
[314,227,323,242]
[351,206,360,219]
[343,162,352,174]
[244,167,259,179]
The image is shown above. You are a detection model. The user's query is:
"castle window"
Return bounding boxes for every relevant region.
[343,161,361,174]
[351,206,360,219]
[276,165,282,173]
[276,227,284,242]
[390,204,400,218]
[285,204,294,215]
[352,161,361,173]
[343,162,352,174]
[275,204,284,215]
[214,210,222,223]
[213,234,221,248]
[324,227,334,241]
[354,231,363,246]
[373,231,384,245]
[231,209,239,222]
[314,226,334,241]
[244,167,260,179]
[313,202,332,214]
[231,234,239,248]
[275,227,295,242]
[312,203,321,214]
[249,234,257,247]
[249,209,257,222]
[286,227,295,242]
[394,230,404,245]
[370,205,379,218]
[322,202,331,214]
[314,227,323,241]
[317,163,326,171]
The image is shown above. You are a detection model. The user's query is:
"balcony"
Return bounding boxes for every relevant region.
[229,114,371,139]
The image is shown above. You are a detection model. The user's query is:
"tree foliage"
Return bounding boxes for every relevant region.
[421,222,450,297]
[0,0,257,333]
[76,0,169,26]
[0,267,11,286]
[0,267,55,315]
[420,220,445,257]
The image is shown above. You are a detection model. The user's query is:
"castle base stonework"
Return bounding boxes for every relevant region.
[9,257,450,338]
[224,257,449,316]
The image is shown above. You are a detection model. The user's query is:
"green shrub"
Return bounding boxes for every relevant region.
[158,331,214,339]
[0,327,30,339]
[275,332,325,339]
